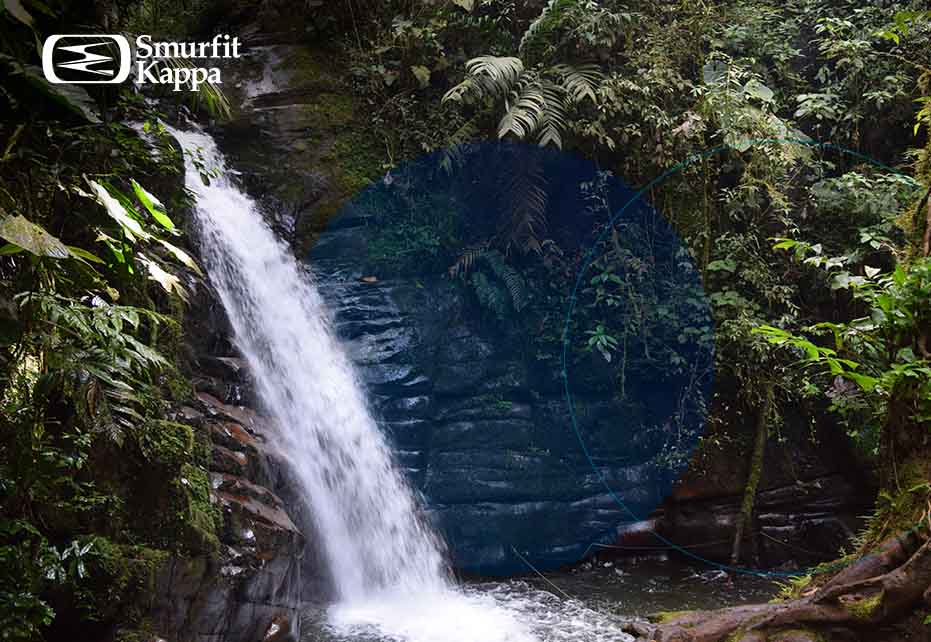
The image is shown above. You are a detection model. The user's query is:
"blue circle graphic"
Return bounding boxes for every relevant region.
[313,140,713,575]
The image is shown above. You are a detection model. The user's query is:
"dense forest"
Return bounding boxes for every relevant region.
[1,1,930,641]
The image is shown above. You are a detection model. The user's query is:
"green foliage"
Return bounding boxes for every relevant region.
[443,56,602,148]
[342,0,930,493]
[757,246,931,453]
[458,249,528,320]
[773,573,813,602]
[0,5,222,637]
[364,183,462,275]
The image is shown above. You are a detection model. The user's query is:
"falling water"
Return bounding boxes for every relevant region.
[170,126,448,600]
[171,125,644,642]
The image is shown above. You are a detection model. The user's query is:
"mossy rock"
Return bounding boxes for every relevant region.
[77,539,170,626]
[136,420,196,468]
[175,463,221,553]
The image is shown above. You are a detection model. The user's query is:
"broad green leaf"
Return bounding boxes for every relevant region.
[0,214,69,258]
[157,239,203,277]
[131,180,175,231]
[702,60,727,85]
[452,0,475,11]
[3,0,34,26]
[66,245,105,264]
[845,372,878,391]
[772,239,798,251]
[893,265,906,286]
[411,65,431,88]
[96,232,127,265]
[138,253,187,301]
[743,79,774,102]
[16,63,101,123]
[87,180,149,242]
[0,243,24,255]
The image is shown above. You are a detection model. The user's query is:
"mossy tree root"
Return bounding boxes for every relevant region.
[645,528,931,642]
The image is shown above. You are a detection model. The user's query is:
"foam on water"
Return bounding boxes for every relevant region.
[323,582,635,642]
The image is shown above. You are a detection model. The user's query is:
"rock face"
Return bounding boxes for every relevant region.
[149,361,307,641]
[307,229,669,573]
[654,439,873,569]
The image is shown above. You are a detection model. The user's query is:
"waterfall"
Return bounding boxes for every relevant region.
[170,125,640,642]
[170,126,449,601]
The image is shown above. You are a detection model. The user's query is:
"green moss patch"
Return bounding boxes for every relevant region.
[75,539,169,628]
[175,463,221,553]
[841,591,883,621]
[651,610,695,624]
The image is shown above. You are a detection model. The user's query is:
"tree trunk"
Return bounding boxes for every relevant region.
[730,382,773,568]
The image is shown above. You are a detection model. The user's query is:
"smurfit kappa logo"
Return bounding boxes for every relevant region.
[42,34,131,84]
[42,34,241,91]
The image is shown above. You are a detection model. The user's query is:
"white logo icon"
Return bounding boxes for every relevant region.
[42,34,131,84]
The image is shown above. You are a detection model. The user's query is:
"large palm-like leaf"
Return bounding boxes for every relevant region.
[551,63,602,103]
[445,55,602,149]
[443,56,524,103]
[535,81,569,148]
[499,151,549,253]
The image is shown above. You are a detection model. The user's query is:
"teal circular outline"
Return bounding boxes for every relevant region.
[561,138,921,578]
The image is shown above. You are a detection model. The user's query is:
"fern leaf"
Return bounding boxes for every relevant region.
[498,81,546,140]
[519,0,578,60]
[483,249,529,311]
[440,118,479,173]
[536,80,568,148]
[443,56,525,104]
[449,243,489,278]
[498,153,549,253]
[551,63,603,103]
[469,55,524,87]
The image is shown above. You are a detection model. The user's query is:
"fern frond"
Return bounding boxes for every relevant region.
[551,63,603,103]
[519,0,578,61]
[499,153,548,253]
[439,118,479,173]
[495,74,570,148]
[483,249,529,312]
[536,80,568,148]
[498,79,546,140]
[449,243,489,278]
[469,55,524,87]
[443,56,525,104]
